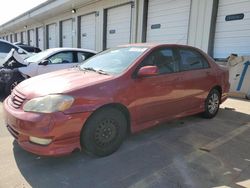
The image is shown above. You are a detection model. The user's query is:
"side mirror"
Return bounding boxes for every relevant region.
[137,66,159,78]
[39,60,49,66]
[17,48,25,54]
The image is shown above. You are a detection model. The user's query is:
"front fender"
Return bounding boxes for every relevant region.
[18,64,37,78]
[64,97,114,114]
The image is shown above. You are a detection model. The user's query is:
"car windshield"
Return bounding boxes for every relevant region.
[25,49,54,63]
[79,47,148,75]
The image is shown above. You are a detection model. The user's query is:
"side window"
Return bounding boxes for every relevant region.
[0,42,17,53]
[179,49,209,71]
[141,48,178,74]
[77,52,95,62]
[48,52,73,64]
[77,52,86,62]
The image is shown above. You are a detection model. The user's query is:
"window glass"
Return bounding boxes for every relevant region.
[48,52,73,64]
[80,47,147,75]
[179,49,209,71]
[77,52,95,62]
[77,52,86,62]
[0,41,18,53]
[142,48,177,74]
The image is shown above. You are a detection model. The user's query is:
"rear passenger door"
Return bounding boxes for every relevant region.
[177,48,215,110]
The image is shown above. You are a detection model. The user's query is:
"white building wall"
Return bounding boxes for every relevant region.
[187,0,215,53]
[1,0,248,58]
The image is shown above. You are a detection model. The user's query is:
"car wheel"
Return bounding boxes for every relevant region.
[246,94,250,100]
[202,89,221,119]
[81,107,127,157]
[5,74,25,95]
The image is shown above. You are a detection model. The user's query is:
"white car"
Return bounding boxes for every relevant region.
[1,48,97,94]
[0,39,30,66]
[19,48,96,77]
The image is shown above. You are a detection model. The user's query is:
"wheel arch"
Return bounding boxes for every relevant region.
[83,103,131,135]
[211,85,222,100]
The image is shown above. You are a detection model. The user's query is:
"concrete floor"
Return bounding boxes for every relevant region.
[0,95,250,188]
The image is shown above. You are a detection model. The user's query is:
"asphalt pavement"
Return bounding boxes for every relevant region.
[0,94,250,188]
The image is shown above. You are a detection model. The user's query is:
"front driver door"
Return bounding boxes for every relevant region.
[134,47,186,125]
[37,51,75,75]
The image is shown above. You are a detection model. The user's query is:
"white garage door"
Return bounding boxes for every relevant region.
[80,13,96,50]
[37,27,44,50]
[22,31,27,44]
[146,0,191,44]
[106,4,132,49]
[28,29,35,46]
[214,0,250,58]
[17,33,21,42]
[62,19,73,47]
[10,34,13,43]
[47,24,56,48]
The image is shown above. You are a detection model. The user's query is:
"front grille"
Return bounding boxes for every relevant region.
[7,125,19,139]
[10,89,26,109]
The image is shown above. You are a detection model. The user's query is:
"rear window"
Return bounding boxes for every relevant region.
[179,49,209,71]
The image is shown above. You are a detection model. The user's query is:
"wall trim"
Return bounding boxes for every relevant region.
[208,0,219,58]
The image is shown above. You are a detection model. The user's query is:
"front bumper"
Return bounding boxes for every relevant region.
[4,96,91,156]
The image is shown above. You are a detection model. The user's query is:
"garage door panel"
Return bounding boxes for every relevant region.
[149,7,190,18]
[216,23,250,32]
[150,0,190,9]
[48,24,56,48]
[215,29,250,37]
[214,37,250,45]
[149,17,189,24]
[149,28,189,36]
[22,31,27,44]
[17,33,21,42]
[214,46,250,58]
[216,15,250,26]
[62,19,73,47]
[38,27,44,50]
[148,35,187,40]
[80,13,96,50]
[217,2,250,15]
[152,22,188,29]
[106,4,132,49]
[214,0,250,58]
[219,0,249,6]
[146,0,191,44]
[28,29,35,46]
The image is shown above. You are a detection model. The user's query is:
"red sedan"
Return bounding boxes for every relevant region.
[4,44,230,157]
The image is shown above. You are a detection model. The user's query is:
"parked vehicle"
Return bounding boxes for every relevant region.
[0,39,30,66]
[14,42,41,53]
[4,44,230,157]
[0,48,96,95]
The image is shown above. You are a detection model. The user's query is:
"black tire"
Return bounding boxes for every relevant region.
[5,74,25,95]
[202,89,221,119]
[246,94,250,100]
[81,107,127,157]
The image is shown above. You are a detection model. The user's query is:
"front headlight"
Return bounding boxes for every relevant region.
[23,95,74,113]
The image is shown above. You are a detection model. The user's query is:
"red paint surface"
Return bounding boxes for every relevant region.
[4,44,230,156]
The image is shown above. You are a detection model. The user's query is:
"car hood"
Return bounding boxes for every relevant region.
[15,68,113,98]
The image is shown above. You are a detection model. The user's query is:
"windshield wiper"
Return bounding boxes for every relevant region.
[82,67,109,75]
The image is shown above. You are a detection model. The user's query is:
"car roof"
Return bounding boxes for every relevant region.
[119,43,196,49]
[47,48,97,54]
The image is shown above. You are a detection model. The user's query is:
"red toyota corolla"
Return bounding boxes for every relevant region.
[4,44,229,157]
